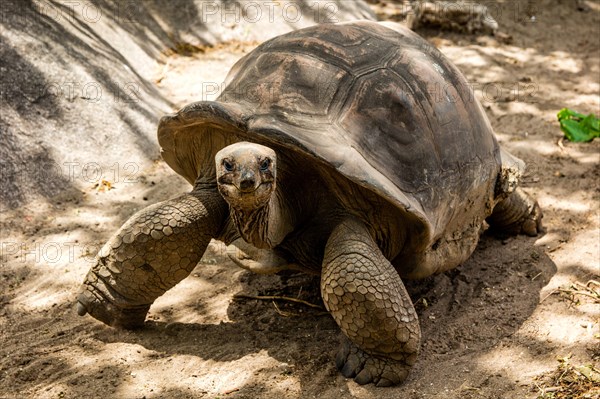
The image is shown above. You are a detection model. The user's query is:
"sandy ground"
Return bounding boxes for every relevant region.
[1,1,599,398]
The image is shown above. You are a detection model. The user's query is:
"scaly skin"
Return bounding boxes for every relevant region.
[488,187,543,237]
[77,139,542,386]
[77,187,228,328]
[321,217,421,387]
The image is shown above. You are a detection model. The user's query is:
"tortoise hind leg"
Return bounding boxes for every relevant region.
[321,217,420,387]
[76,186,228,328]
[487,187,543,237]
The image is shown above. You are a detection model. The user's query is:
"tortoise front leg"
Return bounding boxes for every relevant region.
[77,187,228,329]
[321,217,421,387]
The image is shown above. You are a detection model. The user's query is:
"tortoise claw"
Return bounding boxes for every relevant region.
[354,369,373,385]
[77,271,149,329]
[523,201,543,237]
[76,301,88,316]
[335,338,410,387]
[341,352,363,378]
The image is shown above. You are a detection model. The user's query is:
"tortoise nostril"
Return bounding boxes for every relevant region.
[240,178,255,190]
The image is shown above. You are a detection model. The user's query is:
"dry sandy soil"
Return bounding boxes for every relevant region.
[1,1,599,398]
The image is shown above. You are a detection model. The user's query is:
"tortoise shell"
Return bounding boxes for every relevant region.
[158,20,502,263]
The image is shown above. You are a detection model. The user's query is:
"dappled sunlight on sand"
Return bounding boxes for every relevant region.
[476,305,598,383]
[442,44,586,78]
[499,138,558,155]
[445,47,488,67]
[477,346,555,380]
[540,313,598,346]
[7,253,91,312]
[150,267,238,324]
[500,102,544,117]
[112,351,282,397]
[30,340,298,398]
[546,232,600,277]
[538,193,595,213]
[567,93,600,110]
[546,51,582,74]
[114,350,303,398]
[10,276,76,312]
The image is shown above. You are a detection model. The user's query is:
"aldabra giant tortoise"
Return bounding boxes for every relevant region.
[77,21,542,386]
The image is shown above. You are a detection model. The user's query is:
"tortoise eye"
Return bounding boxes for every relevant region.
[260,159,271,171]
[223,160,234,172]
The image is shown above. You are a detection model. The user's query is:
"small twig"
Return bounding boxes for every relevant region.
[574,281,600,296]
[272,301,296,317]
[555,366,570,385]
[558,289,600,301]
[543,386,562,393]
[534,381,545,395]
[222,387,240,395]
[534,381,562,397]
[233,294,324,309]
[540,281,600,304]
[155,59,171,84]
[540,290,559,303]
[531,272,542,281]
[557,137,566,151]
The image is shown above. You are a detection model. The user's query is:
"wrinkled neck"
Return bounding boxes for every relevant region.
[231,193,290,249]
[231,203,269,248]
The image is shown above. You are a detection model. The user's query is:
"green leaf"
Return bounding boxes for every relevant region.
[557,108,582,120]
[582,114,600,132]
[557,108,600,142]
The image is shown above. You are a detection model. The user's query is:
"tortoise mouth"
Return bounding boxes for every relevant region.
[236,184,260,194]
[224,181,273,194]
[218,182,274,209]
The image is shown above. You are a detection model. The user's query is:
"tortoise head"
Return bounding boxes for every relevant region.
[215,142,277,211]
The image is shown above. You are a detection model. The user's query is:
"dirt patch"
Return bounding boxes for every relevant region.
[1,1,599,398]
